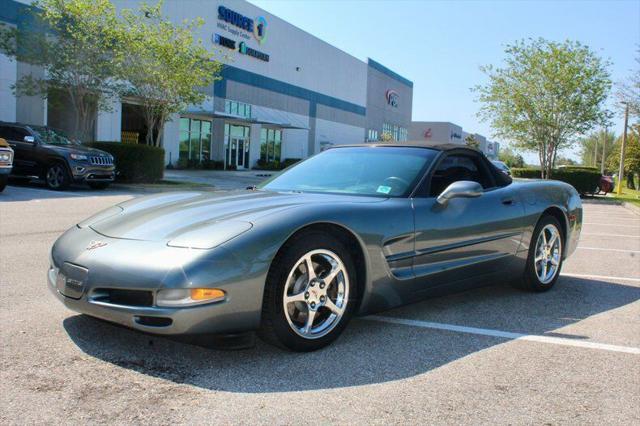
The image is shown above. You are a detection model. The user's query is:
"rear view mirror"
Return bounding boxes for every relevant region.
[23,136,35,143]
[436,181,483,205]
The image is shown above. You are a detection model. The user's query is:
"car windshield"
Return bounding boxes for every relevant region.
[259,146,438,197]
[492,161,508,171]
[31,127,76,145]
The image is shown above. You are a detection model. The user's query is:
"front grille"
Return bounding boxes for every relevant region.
[92,288,153,307]
[89,156,113,166]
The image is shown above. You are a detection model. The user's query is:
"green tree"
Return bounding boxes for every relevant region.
[464,134,480,149]
[0,0,126,141]
[475,38,612,179]
[119,1,222,147]
[555,156,577,166]
[579,129,616,168]
[607,125,640,189]
[498,146,526,168]
[616,48,640,118]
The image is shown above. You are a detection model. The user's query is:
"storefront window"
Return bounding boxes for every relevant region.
[179,117,212,163]
[260,128,282,163]
[225,100,252,119]
[382,123,407,142]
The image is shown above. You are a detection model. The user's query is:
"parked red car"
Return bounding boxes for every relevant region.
[596,175,614,195]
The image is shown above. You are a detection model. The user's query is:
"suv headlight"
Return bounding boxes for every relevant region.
[70,153,88,161]
[0,151,12,163]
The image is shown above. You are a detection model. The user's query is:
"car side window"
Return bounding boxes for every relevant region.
[0,125,13,140]
[1,126,28,141]
[428,154,494,197]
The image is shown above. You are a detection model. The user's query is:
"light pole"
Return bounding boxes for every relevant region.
[616,103,630,195]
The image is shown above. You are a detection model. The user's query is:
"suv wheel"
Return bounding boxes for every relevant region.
[45,163,70,190]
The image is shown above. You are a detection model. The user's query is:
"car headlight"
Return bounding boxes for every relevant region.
[156,288,226,307]
[167,220,252,249]
[70,153,88,161]
[0,151,12,162]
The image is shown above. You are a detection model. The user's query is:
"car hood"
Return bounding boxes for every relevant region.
[88,190,384,242]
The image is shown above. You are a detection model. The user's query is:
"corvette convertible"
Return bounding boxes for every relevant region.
[49,144,582,351]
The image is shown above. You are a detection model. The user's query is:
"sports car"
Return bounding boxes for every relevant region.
[49,144,582,351]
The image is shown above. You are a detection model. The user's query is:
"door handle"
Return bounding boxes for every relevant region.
[501,198,514,205]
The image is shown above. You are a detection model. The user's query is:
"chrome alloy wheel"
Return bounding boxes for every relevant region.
[534,224,562,284]
[46,164,65,189]
[282,249,349,339]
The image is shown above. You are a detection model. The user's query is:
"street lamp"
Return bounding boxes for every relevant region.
[616,102,630,195]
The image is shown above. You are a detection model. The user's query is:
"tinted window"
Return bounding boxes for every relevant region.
[259,146,438,197]
[0,126,28,141]
[429,154,494,196]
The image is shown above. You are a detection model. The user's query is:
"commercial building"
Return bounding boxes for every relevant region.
[410,121,500,159]
[0,0,413,168]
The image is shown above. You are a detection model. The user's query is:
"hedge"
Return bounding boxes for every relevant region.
[512,167,601,195]
[85,142,164,183]
[254,158,302,170]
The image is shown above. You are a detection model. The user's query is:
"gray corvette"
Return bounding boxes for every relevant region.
[49,144,582,351]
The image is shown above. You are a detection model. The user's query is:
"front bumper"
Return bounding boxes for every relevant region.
[70,164,116,183]
[48,227,266,336]
[0,166,12,175]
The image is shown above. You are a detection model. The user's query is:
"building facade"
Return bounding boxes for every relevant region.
[410,121,500,159]
[0,0,414,169]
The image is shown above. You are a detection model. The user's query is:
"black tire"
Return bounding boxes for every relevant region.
[88,182,110,190]
[518,214,564,292]
[45,163,70,190]
[0,175,7,192]
[259,230,358,352]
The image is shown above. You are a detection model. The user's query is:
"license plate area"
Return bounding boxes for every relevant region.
[56,263,88,299]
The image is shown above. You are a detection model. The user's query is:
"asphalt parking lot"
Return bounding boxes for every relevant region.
[1,185,639,424]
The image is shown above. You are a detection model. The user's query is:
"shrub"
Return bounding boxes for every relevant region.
[512,167,601,194]
[254,158,301,170]
[85,142,164,183]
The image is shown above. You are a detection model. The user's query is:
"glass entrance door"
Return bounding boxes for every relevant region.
[229,137,250,169]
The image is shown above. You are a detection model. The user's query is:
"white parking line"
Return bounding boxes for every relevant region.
[364,316,640,355]
[561,273,640,283]
[581,233,640,238]
[577,246,640,254]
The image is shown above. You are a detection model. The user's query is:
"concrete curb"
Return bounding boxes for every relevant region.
[622,202,640,216]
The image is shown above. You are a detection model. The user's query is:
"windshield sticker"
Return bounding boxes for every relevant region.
[376,185,392,195]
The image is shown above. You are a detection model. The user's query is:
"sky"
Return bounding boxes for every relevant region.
[249,0,639,162]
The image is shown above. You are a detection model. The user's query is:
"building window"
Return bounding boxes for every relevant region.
[179,117,212,163]
[225,99,252,119]
[381,123,407,142]
[260,128,282,163]
[367,129,379,142]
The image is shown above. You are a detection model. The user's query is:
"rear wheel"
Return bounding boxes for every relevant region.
[45,163,70,190]
[259,231,357,351]
[519,215,564,292]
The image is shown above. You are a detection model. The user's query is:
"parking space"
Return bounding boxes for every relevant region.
[0,194,638,424]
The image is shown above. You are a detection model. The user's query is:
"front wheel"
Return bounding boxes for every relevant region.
[259,231,357,351]
[45,163,70,190]
[518,215,564,292]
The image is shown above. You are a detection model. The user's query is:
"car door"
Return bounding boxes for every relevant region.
[0,125,39,175]
[411,151,525,288]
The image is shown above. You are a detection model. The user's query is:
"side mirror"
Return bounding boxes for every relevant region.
[23,136,35,143]
[436,181,483,205]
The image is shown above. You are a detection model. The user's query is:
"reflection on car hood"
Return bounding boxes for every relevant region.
[90,190,384,241]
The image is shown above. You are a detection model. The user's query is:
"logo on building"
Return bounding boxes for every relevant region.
[213,33,236,50]
[238,41,270,62]
[424,128,432,139]
[254,16,267,44]
[386,90,399,107]
[217,6,268,45]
